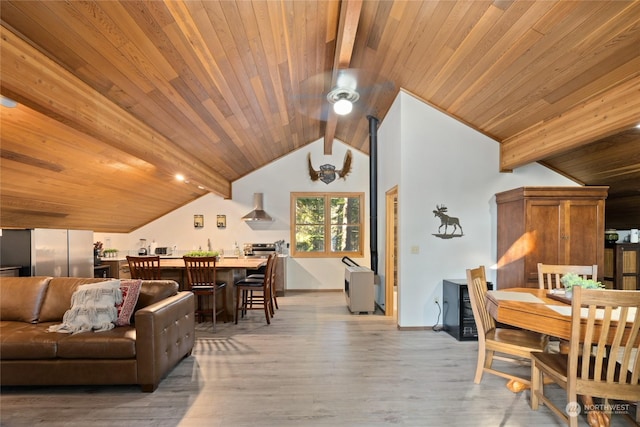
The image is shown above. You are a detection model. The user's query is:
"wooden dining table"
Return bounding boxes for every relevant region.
[486,288,572,338]
[486,287,638,344]
[485,287,637,427]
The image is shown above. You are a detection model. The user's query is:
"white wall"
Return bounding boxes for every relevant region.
[377,90,576,327]
[95,138,371,291]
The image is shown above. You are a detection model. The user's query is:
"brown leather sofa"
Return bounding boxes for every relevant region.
[0,276,195,392]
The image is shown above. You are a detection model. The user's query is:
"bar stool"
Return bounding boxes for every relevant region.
[183,256,228,329]
[246,256,279,311]
[234,253,276,324]
[126,255,162,279]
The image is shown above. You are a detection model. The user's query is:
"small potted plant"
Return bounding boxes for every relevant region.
[93,241,103,257]
[183,250,220,260]
[560,272,604,298]
[103,248,119,258]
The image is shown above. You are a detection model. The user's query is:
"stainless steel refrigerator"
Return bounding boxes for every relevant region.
[0,228,94,277]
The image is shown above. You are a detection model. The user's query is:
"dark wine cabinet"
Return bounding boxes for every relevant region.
[442,279,493,341]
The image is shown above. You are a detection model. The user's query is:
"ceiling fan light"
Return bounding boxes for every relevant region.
[327,87,359,115]
[334,98,353,115]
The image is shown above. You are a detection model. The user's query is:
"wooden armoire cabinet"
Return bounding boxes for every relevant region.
[496,186,608,289]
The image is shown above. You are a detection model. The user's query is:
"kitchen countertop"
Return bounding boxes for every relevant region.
[101,256,267,269]
[159,257,266,269]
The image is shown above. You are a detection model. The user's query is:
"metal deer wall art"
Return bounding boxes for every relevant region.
[432,204,464,239]
[307,150,352,184]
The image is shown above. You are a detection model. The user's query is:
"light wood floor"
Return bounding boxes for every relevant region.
[0,291,635,426]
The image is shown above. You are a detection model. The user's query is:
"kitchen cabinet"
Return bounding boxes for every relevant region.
[496,186,607,289]
[604,243,639,290]
[93,265,111,278]
[100,259,131,279]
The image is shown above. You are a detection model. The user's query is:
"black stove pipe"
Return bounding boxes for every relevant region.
[367,115,379,275]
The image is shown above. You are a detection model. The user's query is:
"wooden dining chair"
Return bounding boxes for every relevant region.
[246,257,279,311]
[466,266,549,390]
[126,255,162,279]
[267,255,279,311]
[183,256,227,329]
[537,263,598,291]
[530,286,640,426]
[234,253,276,325]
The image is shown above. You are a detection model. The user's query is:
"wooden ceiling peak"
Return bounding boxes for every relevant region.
[324,0,363,155]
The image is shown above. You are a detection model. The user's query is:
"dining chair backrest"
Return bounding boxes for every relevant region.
[267,253,278,289]
[569,286,640,402]
[259,253,277,294]
[466,266,495,336]
[537,263,598,290]
[183,256,218,289]
[126,255,162,279]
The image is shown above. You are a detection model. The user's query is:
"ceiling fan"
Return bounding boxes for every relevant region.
[297,68,395,121]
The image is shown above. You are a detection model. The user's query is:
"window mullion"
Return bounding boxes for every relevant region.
[325,196,331,255]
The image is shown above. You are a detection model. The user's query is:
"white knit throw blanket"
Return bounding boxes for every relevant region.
[48,280,122,334]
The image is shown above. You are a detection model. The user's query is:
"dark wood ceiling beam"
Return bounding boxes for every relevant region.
[324,0,362,154]
[500,74,640,172]
[0,25,231,197]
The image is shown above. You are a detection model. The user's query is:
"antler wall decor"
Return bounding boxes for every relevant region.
[307,150,352,184]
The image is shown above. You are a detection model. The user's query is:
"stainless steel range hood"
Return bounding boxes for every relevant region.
[242,193,273,222]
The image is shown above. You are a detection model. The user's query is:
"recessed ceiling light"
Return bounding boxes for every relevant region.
[175,174,185,181]
[636,123,640,129]
[0,96,18,108]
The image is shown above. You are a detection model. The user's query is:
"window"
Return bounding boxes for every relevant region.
[291,192,364,258]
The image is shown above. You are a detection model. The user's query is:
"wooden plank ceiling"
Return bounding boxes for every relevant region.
[1,0,639,232]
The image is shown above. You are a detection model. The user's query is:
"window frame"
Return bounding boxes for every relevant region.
[290,192,365,258]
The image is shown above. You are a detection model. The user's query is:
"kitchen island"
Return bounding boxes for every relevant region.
[158,257,267,289]
[160,257,268,320]
[102,256,268,320]
[101,256,267,286]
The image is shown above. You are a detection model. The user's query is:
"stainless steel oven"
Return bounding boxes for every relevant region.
[243,243,276,258]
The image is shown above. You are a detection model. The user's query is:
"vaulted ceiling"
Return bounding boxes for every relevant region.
[1,0,639,232]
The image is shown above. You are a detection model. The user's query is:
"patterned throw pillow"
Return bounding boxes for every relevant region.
[115,279,142,326]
